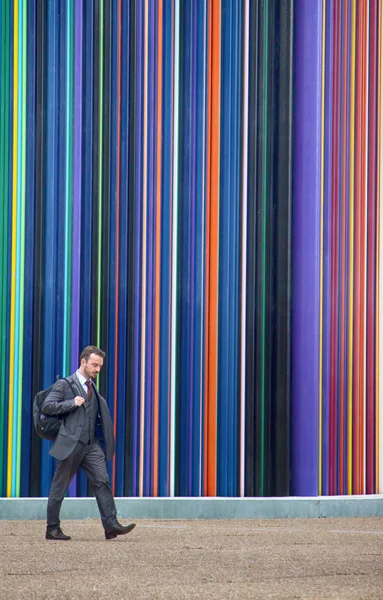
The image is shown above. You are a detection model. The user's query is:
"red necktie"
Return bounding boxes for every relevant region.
[85,380,92,398]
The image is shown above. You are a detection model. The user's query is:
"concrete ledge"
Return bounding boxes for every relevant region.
[1,495,383,520]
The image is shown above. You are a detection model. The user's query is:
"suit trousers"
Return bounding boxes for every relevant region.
[47,441,117,530]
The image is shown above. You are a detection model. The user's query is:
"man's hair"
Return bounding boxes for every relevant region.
[80,345,106,362]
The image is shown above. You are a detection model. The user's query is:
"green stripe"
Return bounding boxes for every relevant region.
[260,1,269,496]
[0,0,10,497]
[97,0,104,347]
[63,0,74,374]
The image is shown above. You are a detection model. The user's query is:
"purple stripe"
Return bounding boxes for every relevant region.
[292,0,323,495]
[132,1,143,495]
[321,0,334,496]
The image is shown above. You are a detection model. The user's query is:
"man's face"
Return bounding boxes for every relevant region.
[81,353,104,380]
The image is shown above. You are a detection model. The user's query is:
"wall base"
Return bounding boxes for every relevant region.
[1,495,383,520]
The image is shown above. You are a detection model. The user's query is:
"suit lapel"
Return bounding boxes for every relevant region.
[72,372,87,400]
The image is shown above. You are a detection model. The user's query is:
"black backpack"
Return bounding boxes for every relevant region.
[33,378,77,440]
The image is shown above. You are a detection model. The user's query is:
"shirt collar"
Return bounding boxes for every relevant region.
[76,370,88,386]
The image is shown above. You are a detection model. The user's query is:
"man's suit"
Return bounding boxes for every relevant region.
[42,372,117,531]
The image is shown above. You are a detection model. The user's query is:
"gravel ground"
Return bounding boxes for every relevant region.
[0,517,382,599]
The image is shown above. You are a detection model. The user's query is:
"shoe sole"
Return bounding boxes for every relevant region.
[105,523,136,540]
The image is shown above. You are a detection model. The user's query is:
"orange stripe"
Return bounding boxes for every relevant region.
[153,0,163,497]
[203,0,212,496]
[204,0,220,496]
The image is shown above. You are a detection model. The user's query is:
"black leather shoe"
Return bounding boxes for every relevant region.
[46,527,71,541]
[104,522,136,540]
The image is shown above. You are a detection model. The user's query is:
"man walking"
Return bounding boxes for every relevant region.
[42,345,136,541]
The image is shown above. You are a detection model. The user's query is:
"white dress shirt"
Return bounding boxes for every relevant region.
[76,370,91,395]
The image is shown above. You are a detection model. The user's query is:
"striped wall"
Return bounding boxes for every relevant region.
[293,0,383,496]
[0,0,293,499]
[0,0,381,499]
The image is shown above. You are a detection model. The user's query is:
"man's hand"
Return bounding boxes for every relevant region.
[74,396,85,407]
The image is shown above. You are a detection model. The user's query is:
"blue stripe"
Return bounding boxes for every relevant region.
[158,0,173,496]
[41,0,60,495]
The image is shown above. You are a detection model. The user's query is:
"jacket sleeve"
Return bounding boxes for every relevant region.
[41,381,78,416]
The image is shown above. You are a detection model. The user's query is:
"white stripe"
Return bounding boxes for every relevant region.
[170,0,180,497]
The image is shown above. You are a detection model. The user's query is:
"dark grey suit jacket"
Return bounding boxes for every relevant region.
[41,372,115,461]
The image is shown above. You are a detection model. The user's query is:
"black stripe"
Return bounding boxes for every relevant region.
[270,0,293,496]
[30,0,46,497]
[124,0,136,496]
[244,0,259,497]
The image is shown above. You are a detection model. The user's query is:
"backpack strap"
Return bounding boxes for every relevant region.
[63,376,81,398]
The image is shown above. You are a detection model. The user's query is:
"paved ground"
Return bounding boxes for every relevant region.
[0,517,382,599]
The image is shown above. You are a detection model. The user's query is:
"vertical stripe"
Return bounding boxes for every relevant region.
[153,0,163,497]
[71,0,82,374]
[347,0,356,494]
[7,0,19,498]
[378,0,383,493]
[169,0,180,497]
[139,0,149,498]
[292,0,322,495]
[239,0,249,498]
[63,0,73,376]
[319,0,327,495]
[112,0,121,493]
[204,0,220,498]
[96,0,104,346]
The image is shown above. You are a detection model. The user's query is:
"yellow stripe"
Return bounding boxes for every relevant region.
[318,0,326,496]
[7,0,19,498]
[347,0,356,495]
